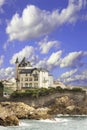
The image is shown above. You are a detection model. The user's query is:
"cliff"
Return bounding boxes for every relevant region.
[10,87,86,107]
[0,87,87,126]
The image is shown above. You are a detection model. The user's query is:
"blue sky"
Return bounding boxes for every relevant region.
[0,0,87,86]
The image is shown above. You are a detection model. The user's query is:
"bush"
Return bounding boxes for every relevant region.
[71,87,83,92]
[0,82,4,96]
[11,86,85,98]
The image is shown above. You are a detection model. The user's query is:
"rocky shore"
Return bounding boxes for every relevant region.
[0,95,87,126]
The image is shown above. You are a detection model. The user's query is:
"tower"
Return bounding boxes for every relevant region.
[15,58,20,90]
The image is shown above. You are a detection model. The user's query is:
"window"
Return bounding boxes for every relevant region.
[29,77,32,81]
[34,77,38,81]
[29,83,32,87]
[25,78,28,81]
[26,74,28,76]
[25,83,28,87]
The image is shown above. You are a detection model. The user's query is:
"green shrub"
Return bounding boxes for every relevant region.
[11,86,85,98]
[0,82,4,96]
[71,87,83,92]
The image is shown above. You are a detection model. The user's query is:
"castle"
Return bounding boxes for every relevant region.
[15,57,53,90]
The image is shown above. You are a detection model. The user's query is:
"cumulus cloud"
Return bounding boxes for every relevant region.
[59,69,87,86]
[60,51,87,68]
[0,67,15,79]
[39,37,60,54]
[0,0,5,7]
[0,0,5,13]
[36,50,62,70]
[47,51,62,65]
[6,0,85,41]
[10,46,38,65]
[0,55,4,67]
[60,69,77,79]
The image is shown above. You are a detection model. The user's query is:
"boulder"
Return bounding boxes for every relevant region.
[0,102,35,119]
[28,107,52,120]
[55,96,74,107]
[66,105,75,111]
[0,116,19,126]
[5,115,19,126]
[0,117,6,126]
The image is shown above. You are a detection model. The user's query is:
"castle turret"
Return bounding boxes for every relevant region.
[15,58,20,90]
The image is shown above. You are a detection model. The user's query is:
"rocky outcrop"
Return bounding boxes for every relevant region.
[0,94,87,126]
[0,102,51,125]
[28,107,52,120]
[0,102,35,119]
[48,96,87,115]
[0,116,19,126]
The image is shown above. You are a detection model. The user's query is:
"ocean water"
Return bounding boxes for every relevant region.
[0,116,87,130]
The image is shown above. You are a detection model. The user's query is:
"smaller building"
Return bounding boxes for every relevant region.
[53,81,66,88]
[1,79,16,97]
[15,58,54,90]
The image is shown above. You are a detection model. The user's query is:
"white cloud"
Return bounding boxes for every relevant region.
[35,58,47,69]
[60,69,77,79]
[6,0,85,41]
[60,51,87,68]
[0,0,5,7]
[36,50,62,70]
[10,46,38,65]
[0,67,15,79]
[0,55,4,67]
[0,0,5,13]
[39,37,60,54]
[59,69,87,86]
[47,51,62,65]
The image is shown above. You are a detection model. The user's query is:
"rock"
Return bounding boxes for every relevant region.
[66,105,75,111]
[5,115,19,126]
[48,96,75,115]
[0,117,6,126]
[0,116,19,126]
[0,102,35,119]
[55,96,74,107]
[28,107,52,120]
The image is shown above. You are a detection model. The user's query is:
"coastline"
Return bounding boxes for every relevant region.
[0,88,87,126]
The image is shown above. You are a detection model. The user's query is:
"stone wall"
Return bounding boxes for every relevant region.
[11,91,86,107]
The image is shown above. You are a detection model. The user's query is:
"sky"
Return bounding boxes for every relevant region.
[0,0,87,86]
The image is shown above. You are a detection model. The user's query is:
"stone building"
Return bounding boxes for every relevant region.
[15,58,53,90]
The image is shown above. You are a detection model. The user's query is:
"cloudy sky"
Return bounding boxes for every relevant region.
[0,0,87,86]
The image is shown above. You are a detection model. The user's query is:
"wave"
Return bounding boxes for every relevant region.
[39,115,87,123]
[39,118,69,123]
[57,114,87,117]
[40,119,56,123]
[19,121,31,126]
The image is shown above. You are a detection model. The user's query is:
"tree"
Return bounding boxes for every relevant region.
[0,82,4,97]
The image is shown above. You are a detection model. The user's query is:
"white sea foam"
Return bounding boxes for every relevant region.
[39,118,69,123]
[57,114,87,117]
[19,121,30,126]
[40,119,56,123]
[55,118,69,122]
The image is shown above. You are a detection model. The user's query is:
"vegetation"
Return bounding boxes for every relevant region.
[0,82,4,96]
[71,87,84,92]
[10,86,85,99]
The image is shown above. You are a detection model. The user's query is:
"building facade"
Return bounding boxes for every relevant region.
[15,58,53,90]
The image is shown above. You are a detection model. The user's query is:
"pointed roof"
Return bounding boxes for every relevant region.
[15,58,19,64]
[18,57,27,67]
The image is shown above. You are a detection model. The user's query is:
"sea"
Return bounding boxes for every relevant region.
[0,115,87,130]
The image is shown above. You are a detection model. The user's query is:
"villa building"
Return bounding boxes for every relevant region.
[15,58,53,90]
